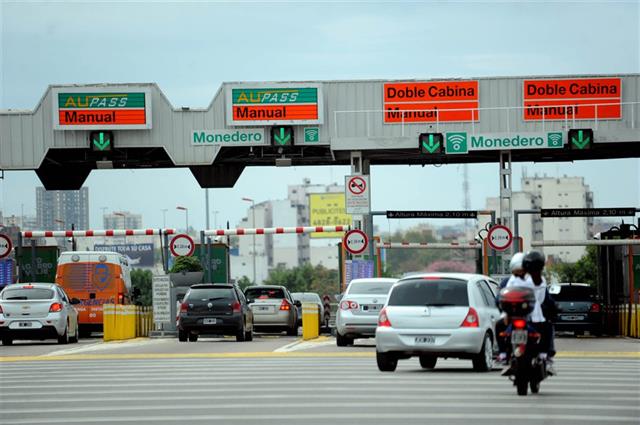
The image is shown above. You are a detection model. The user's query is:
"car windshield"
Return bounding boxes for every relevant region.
[245,287,285,299]
[292,293,320,302]
[554,286,595,302]
[186,287,235,301]
[388,279,469,307]
[1,288,55,300]
[347,281,395,295]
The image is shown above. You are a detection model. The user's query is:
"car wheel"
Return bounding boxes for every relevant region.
[419,355,437,369]
[188,333,198,342]
[245,324,253,342]
[69,324,79,343]
[286,325,298,337]
[2,337,13,346]
[57,323,69,345]
[236,322,247,342]
[376,352,398,372]
[472,333,493,372]
[178,329,188,342]
[575,330,584,337]
[336,332,353,347]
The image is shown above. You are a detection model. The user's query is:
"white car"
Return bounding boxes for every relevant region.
[375,273,500,372]
[336,278,398,346]
[0,282,81,345]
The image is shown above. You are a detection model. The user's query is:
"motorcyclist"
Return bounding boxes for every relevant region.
[505,250,557,375]
[496,252,526,364]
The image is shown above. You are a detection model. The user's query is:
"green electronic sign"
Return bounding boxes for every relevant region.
[419,133,444,154]
[568,129,593,150]
[90,131,113,152]
[271,126,294,146]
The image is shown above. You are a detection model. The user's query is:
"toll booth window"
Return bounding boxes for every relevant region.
[245,287,285,299]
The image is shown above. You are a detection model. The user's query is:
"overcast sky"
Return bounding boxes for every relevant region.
[1,0,638,233]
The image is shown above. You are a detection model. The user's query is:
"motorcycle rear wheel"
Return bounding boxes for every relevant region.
[516,378,528,396]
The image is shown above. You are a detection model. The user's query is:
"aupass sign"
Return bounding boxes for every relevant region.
[52,87,152,130]
[523,77,621,121]
[445,131,565,154]
[226,83,324,126]
[383,80,479,123]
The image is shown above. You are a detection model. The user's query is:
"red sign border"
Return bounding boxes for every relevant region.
[347,176,367,196]
[169,234,195,257]
[487,225,513,252]
[0,234,13,259]
[343,229,369,255]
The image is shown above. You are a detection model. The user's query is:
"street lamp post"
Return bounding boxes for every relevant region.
[161,209,168,229]
[113,212,126,244]
[242,198,256,284]
[176,206,189,235]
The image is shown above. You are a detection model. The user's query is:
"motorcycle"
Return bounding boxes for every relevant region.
[498,287,549,396]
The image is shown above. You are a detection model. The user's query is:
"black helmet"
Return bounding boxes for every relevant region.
[522,251,545,273]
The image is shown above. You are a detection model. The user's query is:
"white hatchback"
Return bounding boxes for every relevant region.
[0,283,81,345]
[375,273,500,372]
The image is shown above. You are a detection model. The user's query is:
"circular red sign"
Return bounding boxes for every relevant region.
[170,234,195,257]
[0,234,12,259]
[487,225,513,251]
[343,229,368,255]
[348,176,367,195]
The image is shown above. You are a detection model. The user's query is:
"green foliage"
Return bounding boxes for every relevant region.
[131,269,153,306]
[236,275,253,291]
[263,263,340,296]
[169,256,203,273]
[549,246,598,286]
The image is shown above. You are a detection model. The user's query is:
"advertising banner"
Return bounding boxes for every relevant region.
[94,243,155,268]
[309,193,352,238]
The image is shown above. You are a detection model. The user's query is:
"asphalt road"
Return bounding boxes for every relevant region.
[1,355,638,425]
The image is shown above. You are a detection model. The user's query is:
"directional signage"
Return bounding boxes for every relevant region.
[343,229,368,255]
[271,126,294,146]
[568,129,593,150]
[384,81,479,123]
[345,175,371,214]
[445,131,565,154]
[523,78,622,121]
[90,131,113,152]
[0,234,13,259]
[419,133,444,154]
[541,208,637,218]
[487,225,513,251]
[226,83,324,126]
[192,129,267,146]
[169,234,195,257]
[387,210,478,219]
[53,87,152,130]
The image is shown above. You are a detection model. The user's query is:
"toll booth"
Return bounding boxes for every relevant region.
[597,225,640,337]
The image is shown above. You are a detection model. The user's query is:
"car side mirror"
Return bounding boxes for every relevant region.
[247,299,255,304]
[295,300,302,308]
[70,298,81,305]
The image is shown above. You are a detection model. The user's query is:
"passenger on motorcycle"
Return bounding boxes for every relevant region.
[501,251,557,375]
[496,252,526,364]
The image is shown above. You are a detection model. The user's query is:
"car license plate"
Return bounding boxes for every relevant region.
[415,336,435,344]
[18,321,33,328]
[511,330,528,344]
[203,318,217,325]
[561,315,586,321]
[255,305,273,313]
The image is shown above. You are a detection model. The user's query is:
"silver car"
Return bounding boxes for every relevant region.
[245,285,300,336]
[336,278,398,346]
[375,273,500,372]
[0,282,81,345]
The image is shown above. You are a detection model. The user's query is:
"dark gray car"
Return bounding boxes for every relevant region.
[178,284,254,342]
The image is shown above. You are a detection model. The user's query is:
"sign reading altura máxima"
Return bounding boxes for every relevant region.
[52,87,153,130]
[226,83,324,126]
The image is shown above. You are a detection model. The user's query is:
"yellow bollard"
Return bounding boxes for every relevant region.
[302,303,320,341]
[102,304,116,342]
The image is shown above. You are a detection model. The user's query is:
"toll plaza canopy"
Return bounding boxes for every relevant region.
[1,74,639,189]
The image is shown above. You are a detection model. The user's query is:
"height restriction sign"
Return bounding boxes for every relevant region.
[345,175,371,214]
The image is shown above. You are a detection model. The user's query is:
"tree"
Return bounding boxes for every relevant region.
[549,246,598,286]
[262,263,340,296]
[131,269,153,306]
[236,275,253,291]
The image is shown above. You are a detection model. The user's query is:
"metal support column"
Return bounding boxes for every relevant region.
[499,151,513,230]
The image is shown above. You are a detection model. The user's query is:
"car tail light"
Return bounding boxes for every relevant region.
[280,299,291,311]
[49,303,63,313]
[460,307,479,327]
[0,305,3,314]
[340,300,359,310]
[232,301,241,313]
[512,319,527,329]
[590,303,601,313]
[23,285,34,289]
[422,276,441,280]
[180,302,189,313]
[118,293,124,304]
[378,308,392,327]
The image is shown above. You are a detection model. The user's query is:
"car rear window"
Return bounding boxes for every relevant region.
[346,281,395,295]
[1,288,55,300]
[554,286,595,302]
[292,293,320,303]
[245,287,285,299]
[186,287,236,301]
[388,279,469,307]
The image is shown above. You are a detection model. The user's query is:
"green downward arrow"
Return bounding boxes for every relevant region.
[422,134,440,154]
[274,128,291,145]
[571,130,590,149]
[93,133,110,151]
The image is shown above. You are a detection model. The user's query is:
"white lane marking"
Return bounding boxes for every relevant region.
[2,412,638,424]
[273,337,336,352]
[43,338,171,356]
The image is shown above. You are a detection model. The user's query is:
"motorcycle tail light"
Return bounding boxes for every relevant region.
[512,319,527,329]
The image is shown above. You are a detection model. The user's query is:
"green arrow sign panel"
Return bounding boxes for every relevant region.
[89,131,113,151]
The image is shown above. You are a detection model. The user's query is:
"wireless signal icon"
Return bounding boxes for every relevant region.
[304,127,319,143]
[547,132,563,148]
[446,132,468,154]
